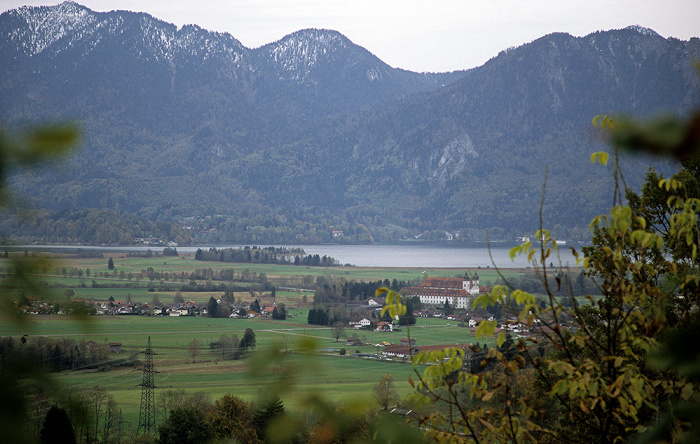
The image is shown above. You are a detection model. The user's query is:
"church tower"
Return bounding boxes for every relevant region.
[462,270,480,295]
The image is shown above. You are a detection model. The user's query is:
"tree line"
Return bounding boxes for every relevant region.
[205,329,256,361]
[194,246,339,267]
[0,336,137,373]
[313,277,414,305]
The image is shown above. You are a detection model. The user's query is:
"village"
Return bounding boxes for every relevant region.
[19,267,570,365]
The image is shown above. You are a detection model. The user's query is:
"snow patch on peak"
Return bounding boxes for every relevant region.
[179,23,203,33]
[625,25,660,37]
[3,2,246,67]
[262,28,352,81]
[10,0,97,55]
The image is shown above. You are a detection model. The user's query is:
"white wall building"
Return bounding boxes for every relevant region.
[403,271,480,309]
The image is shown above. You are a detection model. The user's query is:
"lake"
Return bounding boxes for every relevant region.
[16,242,582,269]
[300,243,581,268]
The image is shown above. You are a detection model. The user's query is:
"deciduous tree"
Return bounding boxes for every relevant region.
[208,394,261,444]
[331,322,346,342]
[378,109,700,444]
[374,373,397,410]
[188,339,201,363]
[158,407,214,444]
[240,328,256,351]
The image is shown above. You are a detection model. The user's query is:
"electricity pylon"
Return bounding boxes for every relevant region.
[137,336,158,435]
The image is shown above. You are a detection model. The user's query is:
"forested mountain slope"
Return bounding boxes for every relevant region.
[1,2,698,244]
[326,27,700,236]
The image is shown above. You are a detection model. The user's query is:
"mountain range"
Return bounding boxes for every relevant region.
[1,1,699,245]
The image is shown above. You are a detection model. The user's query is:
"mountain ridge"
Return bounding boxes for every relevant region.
[1,2,699,244]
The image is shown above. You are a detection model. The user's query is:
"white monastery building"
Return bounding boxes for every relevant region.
[402,271,480,309]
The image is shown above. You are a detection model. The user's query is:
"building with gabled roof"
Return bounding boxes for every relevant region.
[381,341,472,359]
[402,270,479,309]
[376,321,393,332]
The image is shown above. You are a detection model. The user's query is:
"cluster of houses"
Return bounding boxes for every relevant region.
[341,270,570,360]
[90,300,201,316]
[378,338,475,359]
[19,297,194,316]
[21,296,287,319]
[352,318,568,361]
[344,270,485,332]
[342,336,474,361]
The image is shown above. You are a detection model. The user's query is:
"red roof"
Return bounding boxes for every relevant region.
[403,287,469,297]
[401,276,473,298]
[419,277,464,290]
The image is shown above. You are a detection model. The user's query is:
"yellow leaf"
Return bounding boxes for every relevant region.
[509,245,521,260]
[475,320,496,339]
[590,151,609,166]
[580,400,589,414]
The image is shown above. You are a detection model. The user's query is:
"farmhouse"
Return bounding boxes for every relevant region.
[345,337,363,347]
[376,321,393,332]
[349,317,371,329]
[382,344,419,357]
[382,341,472,359]
[366,298,383,307]
[168,306,190,317]
[402,270,480,309]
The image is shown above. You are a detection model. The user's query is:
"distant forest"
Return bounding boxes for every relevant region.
[194,246,339,267]
[0,208,190,246]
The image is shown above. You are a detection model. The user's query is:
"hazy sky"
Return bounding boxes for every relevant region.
[1,0,698,72]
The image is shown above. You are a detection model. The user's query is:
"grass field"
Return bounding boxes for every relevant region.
[2,314,486,429]
[2,314,495,427]
[1,252,533,433]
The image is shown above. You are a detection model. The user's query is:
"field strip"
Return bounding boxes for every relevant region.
[262,328,329,339]
[10,327,325,337]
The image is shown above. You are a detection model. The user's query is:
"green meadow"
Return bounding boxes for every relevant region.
[1,252,527,431]
[2,314,489,428]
